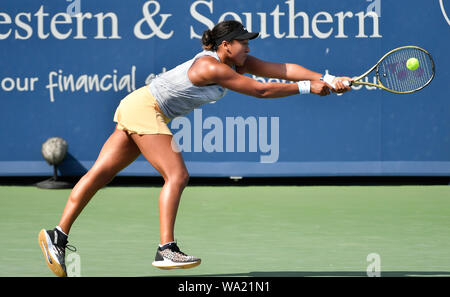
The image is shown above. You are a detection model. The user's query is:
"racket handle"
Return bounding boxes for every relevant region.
[330,80,352,89]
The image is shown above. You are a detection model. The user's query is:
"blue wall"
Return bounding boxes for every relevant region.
[1,0,449,177]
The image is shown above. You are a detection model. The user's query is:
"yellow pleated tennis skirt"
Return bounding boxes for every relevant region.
[113,86,172,135]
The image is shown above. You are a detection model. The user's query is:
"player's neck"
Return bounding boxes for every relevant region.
[216,48,234,68]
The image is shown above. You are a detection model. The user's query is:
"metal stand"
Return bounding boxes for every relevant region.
[35,165,73,189]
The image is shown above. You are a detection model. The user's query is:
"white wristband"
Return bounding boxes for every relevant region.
[297,80,311,95]
[322,73,336,86]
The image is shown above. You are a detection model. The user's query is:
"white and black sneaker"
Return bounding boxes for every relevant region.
[38,228,76,277]
[152,242,201,269]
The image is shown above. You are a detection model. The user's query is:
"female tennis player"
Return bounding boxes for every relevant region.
[38,20,351,276]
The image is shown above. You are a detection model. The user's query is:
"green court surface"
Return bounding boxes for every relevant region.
[0,185,449,277]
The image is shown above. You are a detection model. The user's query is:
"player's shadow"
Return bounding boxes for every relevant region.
[153,271,450,277]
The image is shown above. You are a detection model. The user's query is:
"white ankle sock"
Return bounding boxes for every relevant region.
[56,226,68,237]
[159,241,175,248]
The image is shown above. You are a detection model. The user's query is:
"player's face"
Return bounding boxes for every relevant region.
[228,40,250,67]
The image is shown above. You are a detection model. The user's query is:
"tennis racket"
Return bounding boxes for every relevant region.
[342,45,435,94]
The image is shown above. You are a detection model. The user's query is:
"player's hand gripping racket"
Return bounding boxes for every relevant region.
[342,46,435,94]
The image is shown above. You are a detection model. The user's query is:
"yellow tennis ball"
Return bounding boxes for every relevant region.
[406,58,419,71]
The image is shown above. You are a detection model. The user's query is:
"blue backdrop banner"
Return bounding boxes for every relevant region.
[1,0,449,177]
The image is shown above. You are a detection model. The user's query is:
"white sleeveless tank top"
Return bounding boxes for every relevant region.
[148,50,228,119]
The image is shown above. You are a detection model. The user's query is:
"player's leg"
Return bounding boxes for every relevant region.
[130,133,200,269]
[130,134,187,244]
[38,128,140,276]
[57,128,141,234]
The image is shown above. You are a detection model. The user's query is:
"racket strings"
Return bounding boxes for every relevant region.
[377,48,434,93]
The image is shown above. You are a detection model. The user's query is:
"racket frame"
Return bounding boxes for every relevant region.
[349,46,435,94]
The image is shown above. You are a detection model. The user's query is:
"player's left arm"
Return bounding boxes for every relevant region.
[236,55,321,81]
[237,55,352,93]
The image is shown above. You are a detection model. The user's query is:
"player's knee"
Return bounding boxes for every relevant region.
[87,166,116,187]
[167,170,189,188]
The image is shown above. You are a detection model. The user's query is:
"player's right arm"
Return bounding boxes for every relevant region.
[188,57,333,98]
[238,55,351,94]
